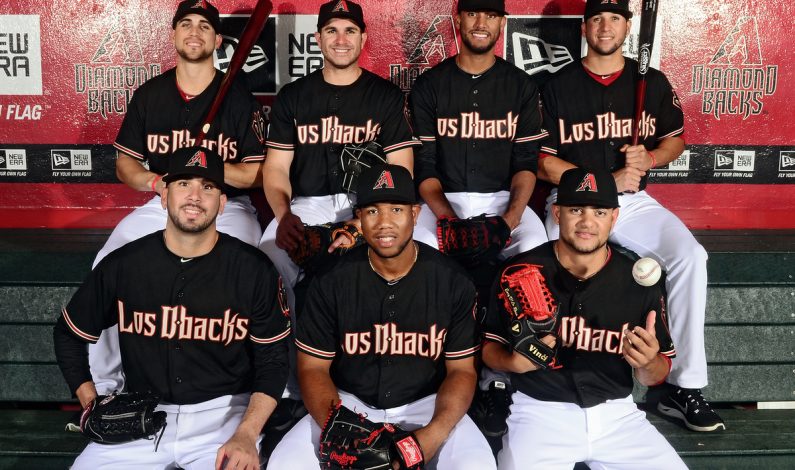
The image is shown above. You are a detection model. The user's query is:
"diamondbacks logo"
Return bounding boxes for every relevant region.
[192,0,209,9]
[389,15,459,92]
[75,18,161,119]
[185,150,208,168]
[691,16,778,120]
[576,173,598,192]
[332,1,349,12]
[373,170,395,190]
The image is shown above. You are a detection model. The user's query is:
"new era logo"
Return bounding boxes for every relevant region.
[52,152,71,169]
[780,151,795,172]
[714,150,755,171]
[51,150,92,171]
[511,33,573,75]
[0,149,27,170]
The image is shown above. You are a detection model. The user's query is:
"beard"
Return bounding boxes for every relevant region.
[168,204,217,234]
[559,229,608,255]
[462,32,498,55]
[176,46,215,63]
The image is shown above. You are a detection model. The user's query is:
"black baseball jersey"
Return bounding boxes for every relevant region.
[114,67,266,198]
[266,68,419,197]
[409,57,547,193]
[484,241,675,408]
[296,243,480,409]
[540,59,684,191]
[54,232,290,405]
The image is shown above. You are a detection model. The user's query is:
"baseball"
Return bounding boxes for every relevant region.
[632,257,661,287]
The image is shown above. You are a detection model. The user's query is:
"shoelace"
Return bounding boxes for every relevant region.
[684,389,713,413]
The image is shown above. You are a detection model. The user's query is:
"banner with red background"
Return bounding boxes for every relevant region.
[0,0,793,229]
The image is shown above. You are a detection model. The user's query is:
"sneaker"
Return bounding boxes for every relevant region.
[478,381,512,437]
[657,387,726,432]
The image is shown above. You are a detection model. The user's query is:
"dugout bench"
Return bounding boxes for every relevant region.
[0,229,793,469]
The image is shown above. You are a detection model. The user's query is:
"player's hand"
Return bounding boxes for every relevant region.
[275,212,304,252]
[510,335,557,373]
[622,311,660,369]
[215,430,259,470]
[612,167,645,193]
[328,218,361,253]
[620,144,654,172]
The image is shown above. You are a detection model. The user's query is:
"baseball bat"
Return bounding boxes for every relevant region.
[195,0,273,143]
[631,0,659,146]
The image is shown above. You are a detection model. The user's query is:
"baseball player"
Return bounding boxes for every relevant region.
[537,0,724,431]
[266,164,496,469]
[260,0,417,401]
[408,0,548,436]
[482,168,686,469]
[53,147,290,469]
[89,0,268,396]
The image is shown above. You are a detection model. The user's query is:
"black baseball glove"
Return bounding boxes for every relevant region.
[498,263,560,369]
[80,391,167,445]
[319,403,425,469]
[436,214,512,268]
[288,222,364,276]
[339,141,388,194]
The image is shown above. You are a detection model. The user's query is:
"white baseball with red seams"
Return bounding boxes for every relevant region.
[633,257,662,286]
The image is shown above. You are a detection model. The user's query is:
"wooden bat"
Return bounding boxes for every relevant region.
[631,0,659,146]
[195,0,273,143]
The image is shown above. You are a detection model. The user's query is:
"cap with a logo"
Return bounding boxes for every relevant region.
[457,0,508,15]
[555,168,619,208]
[162,146,225,190]
[172,0,221,32]
[317,0,366,31]
[355,164,416,207]
[584,0,633,19]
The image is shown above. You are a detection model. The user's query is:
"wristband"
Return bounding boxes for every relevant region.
[647,151,657,169]
[649,353,673,386]
[151,175,162,192]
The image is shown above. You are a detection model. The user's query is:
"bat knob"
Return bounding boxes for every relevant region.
[202,123,210,133]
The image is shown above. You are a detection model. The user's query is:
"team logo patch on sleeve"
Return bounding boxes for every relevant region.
[373,170,394,189]
[185,150,208,168]
[576,173,598,192]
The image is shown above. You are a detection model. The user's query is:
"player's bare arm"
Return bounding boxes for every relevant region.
[502,170,537,230]
[215,392,276,470]
[75,381,99,409]
[263,148,304,250]
[482,336,556,374]
[116,152,167,195]
[411,357,477,461]
[623,311,670,386]
[418,178,458,219]
[537,154,578,186]
[223,162,263,189]
[297,351,342,426]
[385,147,414,176]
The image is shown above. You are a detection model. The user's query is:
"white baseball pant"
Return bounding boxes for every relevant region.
[71,394,256,469]
[88,195,261,395]
[499,392,686,469]
[267,390,496,470]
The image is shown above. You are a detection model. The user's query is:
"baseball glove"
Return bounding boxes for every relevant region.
[319,403,425,469]
[80,391,167,445]
[288,222,364,276]
[339,141,387,194]
[498,263,559,369]
[436,214,511,268]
